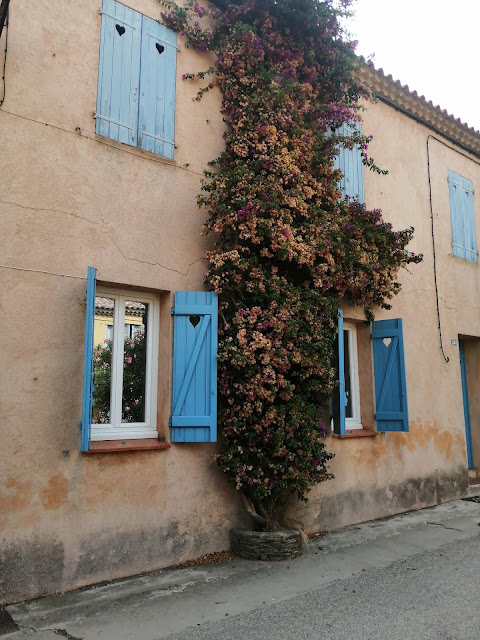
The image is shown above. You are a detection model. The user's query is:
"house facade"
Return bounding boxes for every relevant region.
[1,0,479,604]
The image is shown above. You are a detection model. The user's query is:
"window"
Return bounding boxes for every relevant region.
[105,324,113,341]
[332,311,409,435]
[96,0,177,159]
[343,322,362,430]
[448,170,478,262]
[81,268,219,451]
[332,121,365,204]
[91,289,160,441]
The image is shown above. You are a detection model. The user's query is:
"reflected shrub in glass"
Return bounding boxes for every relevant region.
[93,330,146,424]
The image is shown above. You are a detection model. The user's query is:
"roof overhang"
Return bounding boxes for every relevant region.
[356,57,480,159]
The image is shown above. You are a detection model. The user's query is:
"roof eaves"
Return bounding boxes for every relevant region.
[356,57,480,159]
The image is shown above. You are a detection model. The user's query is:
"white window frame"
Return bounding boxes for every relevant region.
[344,322,362,430]
[92,288,159,441]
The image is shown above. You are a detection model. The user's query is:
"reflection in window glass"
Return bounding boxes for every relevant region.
[343,329,352,418]
[122,301,148,423]
[93,297,114,424]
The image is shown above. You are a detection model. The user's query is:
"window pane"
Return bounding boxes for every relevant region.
[122,301,148,423]
[343,329,352,418]
[93,297,115,424]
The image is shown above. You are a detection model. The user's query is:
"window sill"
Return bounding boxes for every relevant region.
[85,439,171,453]
[94,134,176,165]
[332,429,378,439]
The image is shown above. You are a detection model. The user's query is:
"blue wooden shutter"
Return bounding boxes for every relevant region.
[372,318,409,432]
[81,267,97,452]
[171,292,218,442]
[333,122,365,204]
[459,341,474,469]
[96,0,141,145]
[138,16,177,158]
[332,310,346,435]
[448,170,477,262]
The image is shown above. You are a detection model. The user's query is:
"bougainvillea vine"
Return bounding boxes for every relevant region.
[160,0,423,529]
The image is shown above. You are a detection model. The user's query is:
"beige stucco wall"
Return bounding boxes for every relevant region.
[0,0,478,604]
[0,0,247,605]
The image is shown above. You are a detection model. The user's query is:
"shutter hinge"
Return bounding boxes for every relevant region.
[168,417,172,427]
[174,141,178,148]
[171,306,175,315]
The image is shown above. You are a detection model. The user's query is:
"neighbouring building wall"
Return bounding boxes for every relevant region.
[298,100,477,531]
[0,0,477,605]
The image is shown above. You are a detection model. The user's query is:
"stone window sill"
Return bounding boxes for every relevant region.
[332,429,378,439]
[84,439,171,453]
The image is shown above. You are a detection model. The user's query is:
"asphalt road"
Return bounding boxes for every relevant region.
[170,536,480,640]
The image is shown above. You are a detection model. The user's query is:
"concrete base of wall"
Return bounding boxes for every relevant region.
[1,466,468,605]
[298,466,469,535]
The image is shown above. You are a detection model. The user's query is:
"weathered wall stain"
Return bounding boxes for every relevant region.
[39,475,69,510]
[72,520,229,592]
[371,419,465,465]
[0,478,33,514]
[301,466,468,533]
[0,538,65,606]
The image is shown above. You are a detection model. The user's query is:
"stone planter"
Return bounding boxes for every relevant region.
[230,528,303,561]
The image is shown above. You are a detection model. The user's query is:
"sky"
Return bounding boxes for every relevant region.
[343,0,480,131]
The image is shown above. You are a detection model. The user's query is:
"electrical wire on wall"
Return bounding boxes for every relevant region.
[426,134,480,364]
[426,135,450,363]
[0,2,8,107]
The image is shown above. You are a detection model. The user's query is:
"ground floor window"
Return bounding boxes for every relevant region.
[92,289,159,440]
[343,322,362,430]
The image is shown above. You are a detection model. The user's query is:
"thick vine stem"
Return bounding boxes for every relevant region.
[240,492,267,528]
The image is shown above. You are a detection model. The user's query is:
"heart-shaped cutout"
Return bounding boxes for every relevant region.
[116,24,126,36]
[189,315,201,328]
[156,43,165,54]
[383,337,392,348]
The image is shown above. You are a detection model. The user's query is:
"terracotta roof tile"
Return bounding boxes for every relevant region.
[356,57,480,156]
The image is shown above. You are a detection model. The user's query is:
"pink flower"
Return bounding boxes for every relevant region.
[126,357,132,364]
[283,229,290,239]
[125,406,130,412]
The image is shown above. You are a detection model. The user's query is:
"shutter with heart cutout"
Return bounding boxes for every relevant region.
[371,318,409,432]
[171,291,218,443]
[96,0,142,146]
[138,14,177,158]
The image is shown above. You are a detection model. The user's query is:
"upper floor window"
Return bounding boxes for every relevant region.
[448,169,478,262]
[96,0,177,159]
[332,121,365,204]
